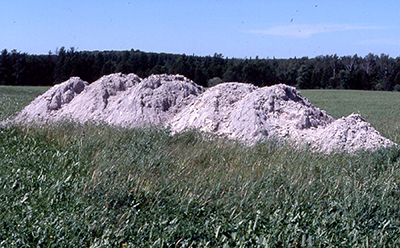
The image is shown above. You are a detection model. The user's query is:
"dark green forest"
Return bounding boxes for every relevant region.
[1,47,400,91]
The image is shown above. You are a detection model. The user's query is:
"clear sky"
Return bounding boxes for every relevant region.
[2,0,400,58]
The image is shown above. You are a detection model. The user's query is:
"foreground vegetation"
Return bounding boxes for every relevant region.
[0,87,400,247]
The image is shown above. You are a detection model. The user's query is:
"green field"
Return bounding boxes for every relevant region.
[0,86,400,247]
[0,86,49,121]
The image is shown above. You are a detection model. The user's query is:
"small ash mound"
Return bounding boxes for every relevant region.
[307,114,395,153]
[9,77,88,124]
[53,73,142,124]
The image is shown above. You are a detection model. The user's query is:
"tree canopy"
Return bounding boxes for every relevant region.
[1,47,400,91]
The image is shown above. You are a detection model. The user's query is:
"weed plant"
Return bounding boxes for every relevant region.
[1,122,400,247]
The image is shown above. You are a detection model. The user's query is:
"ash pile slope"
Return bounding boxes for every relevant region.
[6,73,397,153]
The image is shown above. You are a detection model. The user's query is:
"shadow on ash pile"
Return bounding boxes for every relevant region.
[4,73,397,153]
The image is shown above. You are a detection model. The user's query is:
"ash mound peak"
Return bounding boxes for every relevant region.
[5,73,397,153]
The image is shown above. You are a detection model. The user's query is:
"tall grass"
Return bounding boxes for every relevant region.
[1,123,400,247]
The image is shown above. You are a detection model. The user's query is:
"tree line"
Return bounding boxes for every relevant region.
[1,47,400,91]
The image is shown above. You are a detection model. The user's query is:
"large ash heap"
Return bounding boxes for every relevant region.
[4,73,397,153]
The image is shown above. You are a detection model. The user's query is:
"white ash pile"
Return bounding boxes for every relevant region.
[6,73,204,128]
[307,113,395,153]
[169,83,395,152]
[103,74,204,127]
[53,73,142,124]
[10,76,88,124]
[169,83,335,143]
[5,73,397,153]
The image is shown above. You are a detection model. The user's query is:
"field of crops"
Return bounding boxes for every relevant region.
[0,86,400,247]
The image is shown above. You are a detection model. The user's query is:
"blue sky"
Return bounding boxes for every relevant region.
[2,0,400,58]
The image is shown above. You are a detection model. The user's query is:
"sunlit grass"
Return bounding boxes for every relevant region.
[0,123,399,247]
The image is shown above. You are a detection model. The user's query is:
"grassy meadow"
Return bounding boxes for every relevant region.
[0,86,400,247]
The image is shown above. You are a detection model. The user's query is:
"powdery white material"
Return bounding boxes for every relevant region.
[10,77,88,124]
[169,83,259,135]
[305,114,395,153]
[53,73,142,124]
[101,74,204,127]
[6,73,204,128]
[5,73,397,153]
